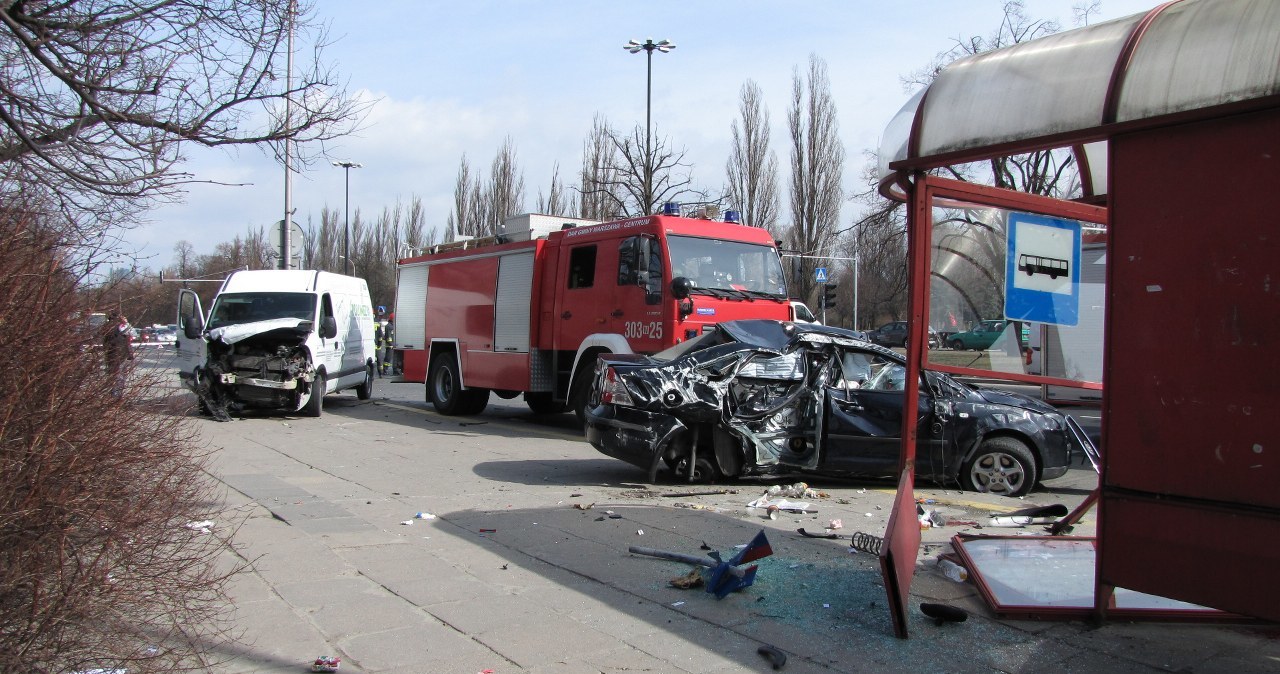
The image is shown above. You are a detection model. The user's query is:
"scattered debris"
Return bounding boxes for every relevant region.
[399,520,413,526]
[988,515,1058,527]
[765,482,826,499]
[1002,503,1069,518]
[747,496,814,514]
[630,530,773,599]
[311,655,341,672]
[660,488,739,497]
[572,502,595,510]
[594,516,605,522]
[184,520,215,532]
[500,564,508,570]
[637,529,644,535]
[570,493,583,497]
[672,502,726,512]
[937,558,969,582]
[479,528,496,533]
[797,527,842,540]
[757,644,788,669]
[415,512,436,520]
[672,601,685,607]
[920,602,969,625]
[608,513,623,519]
[669,569,705,589]
[826,519,843,530]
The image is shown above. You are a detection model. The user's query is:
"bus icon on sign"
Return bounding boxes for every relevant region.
[1017,254,1069,280]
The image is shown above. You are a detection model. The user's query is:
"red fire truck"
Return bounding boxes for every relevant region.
[393,209,793,420]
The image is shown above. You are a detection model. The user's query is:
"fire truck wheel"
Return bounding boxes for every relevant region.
[429,354,489,415]
[305,372,325,418]
[356,364,374,400]
[525,392,566,415]
[569,365,595,426]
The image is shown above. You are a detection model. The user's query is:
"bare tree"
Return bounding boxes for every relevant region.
[577,115,625,221]
[0,0,367,257]
[577,114,697,218]
[0,203,239,673]
[449,156,475,240]
[172,240,195,278]
[786,55,845,305]
[483,137,525,235]
[726,80,781,234]
[537,163,571,216]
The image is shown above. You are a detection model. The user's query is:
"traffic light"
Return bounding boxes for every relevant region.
[822,282,838,308]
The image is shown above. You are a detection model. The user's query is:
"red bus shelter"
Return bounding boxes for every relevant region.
[875,0,1279,636]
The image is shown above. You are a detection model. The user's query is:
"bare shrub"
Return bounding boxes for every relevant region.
[0,206,237,672]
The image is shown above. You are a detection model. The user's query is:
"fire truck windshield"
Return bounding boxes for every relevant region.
[667,235,787,298]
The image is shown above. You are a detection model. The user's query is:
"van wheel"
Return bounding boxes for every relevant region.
[305,373,325,417]
[356,364,374,400]
[429,354,489,415]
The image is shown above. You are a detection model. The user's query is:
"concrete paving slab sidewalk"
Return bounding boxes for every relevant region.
[130,368,1277,674]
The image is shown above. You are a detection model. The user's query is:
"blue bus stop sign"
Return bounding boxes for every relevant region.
[1005,212,1081,326]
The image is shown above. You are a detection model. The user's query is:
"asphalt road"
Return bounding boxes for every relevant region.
[118,347,1276,673]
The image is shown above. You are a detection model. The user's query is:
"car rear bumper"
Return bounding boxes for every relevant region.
[585,404,687,475]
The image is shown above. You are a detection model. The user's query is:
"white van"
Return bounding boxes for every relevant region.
[175,270,376,418]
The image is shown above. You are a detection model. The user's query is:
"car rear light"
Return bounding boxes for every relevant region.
[599,367,634,406]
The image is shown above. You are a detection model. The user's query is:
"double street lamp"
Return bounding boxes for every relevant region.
[624,38,675,210]
[332,160,362,275]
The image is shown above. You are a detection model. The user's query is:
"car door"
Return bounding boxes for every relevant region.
[819,357,940,477]
[317,292,342,391]
[174,288,206,377]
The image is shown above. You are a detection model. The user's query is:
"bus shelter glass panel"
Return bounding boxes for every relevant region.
[927,200,1105,394]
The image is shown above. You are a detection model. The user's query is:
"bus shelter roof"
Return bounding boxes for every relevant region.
[878,0,1280,200]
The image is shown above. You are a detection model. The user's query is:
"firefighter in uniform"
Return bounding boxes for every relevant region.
[382,318,395,375]
[373,320,385,378]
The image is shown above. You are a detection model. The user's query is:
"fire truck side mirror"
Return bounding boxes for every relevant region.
[670,276,693,299]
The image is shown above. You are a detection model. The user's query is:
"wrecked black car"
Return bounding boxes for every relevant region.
[585,320,1083,496]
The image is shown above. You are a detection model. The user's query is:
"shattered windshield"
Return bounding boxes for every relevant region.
[208,292,316,329]
[667,235,787,297]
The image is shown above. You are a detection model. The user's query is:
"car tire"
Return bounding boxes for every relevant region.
[305,372,325,418]
[950,339,964,350]
[356,364,374,400]
[962,436,1037,497]
[673,455,720,484]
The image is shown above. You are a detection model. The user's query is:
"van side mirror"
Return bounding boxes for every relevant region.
[321,316,338,339]
[670,276,693,299]
[183,315,203,339]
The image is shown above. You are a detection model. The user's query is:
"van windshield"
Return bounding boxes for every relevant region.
[208,292,316,329]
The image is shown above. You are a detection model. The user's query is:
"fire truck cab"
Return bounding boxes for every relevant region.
[394,209,792,421]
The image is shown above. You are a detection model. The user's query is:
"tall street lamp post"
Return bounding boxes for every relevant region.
[332,161,362,275]
[624,38,674,212]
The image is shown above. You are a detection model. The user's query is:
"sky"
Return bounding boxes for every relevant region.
[130,0,1162,271]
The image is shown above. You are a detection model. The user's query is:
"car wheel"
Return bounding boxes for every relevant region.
[305,372,325,418]
[950,339,964,350]
[673,455,720,484]
[524,392,565,415]
[962,436,1037,497]
[356,364,374,400]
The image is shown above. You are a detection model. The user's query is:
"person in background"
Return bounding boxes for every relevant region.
[373,320,385,378]
[103,310,134,397]
[383,317,396,375]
